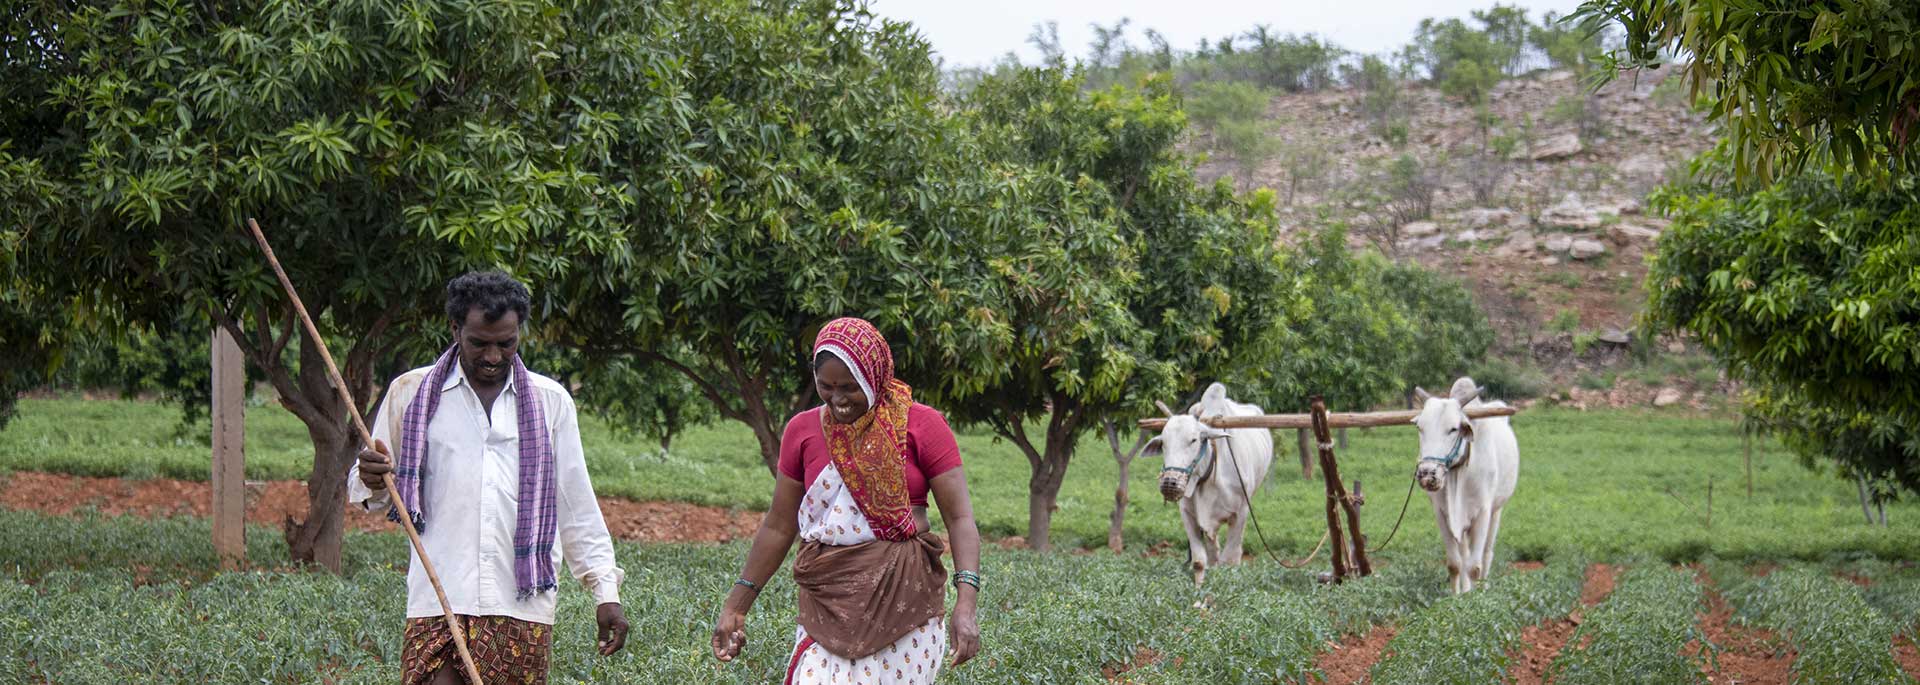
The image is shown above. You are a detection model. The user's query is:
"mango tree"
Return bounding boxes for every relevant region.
[1580,0,1920,496]
[943,68,1298,551]
[1,0,617,570]
[537,0,1026,473]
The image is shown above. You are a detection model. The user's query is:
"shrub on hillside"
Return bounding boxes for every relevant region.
[1347,55,1412,145]
[1345,154,1441,253]
[1469,356,1552,400]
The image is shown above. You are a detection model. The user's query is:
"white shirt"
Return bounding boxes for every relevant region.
[347,362,624,625]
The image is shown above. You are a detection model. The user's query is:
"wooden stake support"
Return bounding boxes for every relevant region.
[1142,397,1523,582]
[211,327,247,570]
[1311,397,1371,581]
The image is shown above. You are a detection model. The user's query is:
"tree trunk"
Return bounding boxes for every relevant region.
[1104,420,1146,553]
[1296,428,1314,480]
[1028,487,1059,553]
[1028,426,1078,552]
[735,380,783,476]
[1743,432,1753,497]
[287,417,353,572]
[748,416,781,476]
[272,331,379,574]
[1857,473,1875,525]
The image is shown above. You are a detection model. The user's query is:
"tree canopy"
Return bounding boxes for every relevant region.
[944,67,1298,549]
[1647,174,1920,495]
[535,0,1037,471]
[1578,0,1920,497]
[1576,0,1920,183]
[1,0,621,569]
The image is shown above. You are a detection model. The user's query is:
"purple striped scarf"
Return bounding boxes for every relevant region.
[389,345,558,598]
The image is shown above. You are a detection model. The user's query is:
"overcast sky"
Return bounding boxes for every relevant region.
[870,0,1590,68]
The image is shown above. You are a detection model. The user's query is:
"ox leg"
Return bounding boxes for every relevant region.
[1180,503,1211,586]
[1463,505,1494,590]
[1434,503,1466,594]
[1480,506,1505,582]
[1219,510,1248,566]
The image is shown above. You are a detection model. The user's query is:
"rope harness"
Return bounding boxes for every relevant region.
[1166,412,1485,577]
[1203,431,1428,572]
[1159,438,1217,487]
[1420,434,1473,470]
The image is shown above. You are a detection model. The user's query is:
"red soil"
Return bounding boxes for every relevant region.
[0,470,764,544]
[1688,567,1796,685]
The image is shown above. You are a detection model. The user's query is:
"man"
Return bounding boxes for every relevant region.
[350,271,628,685]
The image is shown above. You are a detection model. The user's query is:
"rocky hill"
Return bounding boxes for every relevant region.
[1209,66,1727,408]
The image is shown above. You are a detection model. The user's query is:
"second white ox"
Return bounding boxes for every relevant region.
[1150,383,1274,586]
[1412,377,1520,594]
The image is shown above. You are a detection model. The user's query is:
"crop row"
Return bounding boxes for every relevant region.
[0,509,1470,684]
[1548,565,1707,684]
[1368,556,1586,684]
[1866,575,1920,638]
[1720,564,1908,684]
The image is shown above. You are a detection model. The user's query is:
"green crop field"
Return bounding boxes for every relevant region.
[3,398,1919,683]
[4,397,1915,561]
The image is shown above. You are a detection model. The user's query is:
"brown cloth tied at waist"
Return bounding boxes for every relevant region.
[793,531,948,660]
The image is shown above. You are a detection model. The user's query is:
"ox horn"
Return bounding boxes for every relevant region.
[1154,400,1176,418]
[1414,387,1432,403]
[1450,377,1481,404]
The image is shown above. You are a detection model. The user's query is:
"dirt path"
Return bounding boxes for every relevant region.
[0,471,764,544]
[1309,624,1398,685]
[1303,561,1611,685]
[1507,563,1620,685]
[1896,636,1920,680]
[1688,567,1795,685]
[1101,646,1167,683]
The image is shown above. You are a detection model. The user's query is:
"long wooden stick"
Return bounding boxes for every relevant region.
[244,218,485,685]
[1138,405,1519,431]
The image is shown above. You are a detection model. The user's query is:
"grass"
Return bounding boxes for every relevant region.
[7,398,1920,562]
[1544,271,1582,289]
[1547,308,1581,334]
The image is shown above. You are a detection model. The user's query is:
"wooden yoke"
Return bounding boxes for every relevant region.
[1137,405,1518,431]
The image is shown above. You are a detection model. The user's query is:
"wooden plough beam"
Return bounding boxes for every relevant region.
[1136,404,1518,431]
[1138,400,1522,583]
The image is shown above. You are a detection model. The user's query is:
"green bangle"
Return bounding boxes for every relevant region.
[734,577,760,593]
[953,570,982,590]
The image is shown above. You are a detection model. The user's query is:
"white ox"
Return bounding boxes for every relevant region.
[1412,377,1519,594]
[1150,383,1274,586]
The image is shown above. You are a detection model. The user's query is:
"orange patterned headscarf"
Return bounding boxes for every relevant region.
[813,317,917,541]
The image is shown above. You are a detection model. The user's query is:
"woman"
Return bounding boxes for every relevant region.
[712,317,982,683]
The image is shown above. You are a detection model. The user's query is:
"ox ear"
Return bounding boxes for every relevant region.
[1414,387,1432,403]
[1143,436,1164,458]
